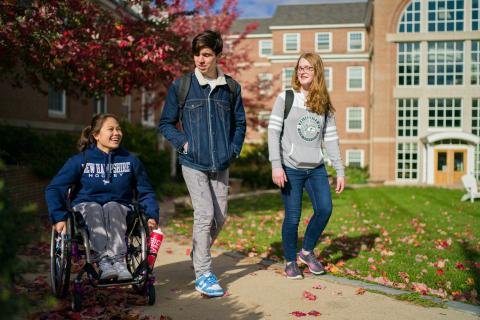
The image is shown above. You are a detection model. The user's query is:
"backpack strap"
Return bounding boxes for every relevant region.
[284,89,294,120]
[176,73,192,122]
[225,75,238,108]
[322,112,328,142]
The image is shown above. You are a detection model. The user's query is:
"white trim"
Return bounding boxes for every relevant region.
[346,149,365,167]
[339,139,370,144]
[346,107,364,132]
[315,32,332,52]
[228,34,272,39]
[348,31,365,52]
[48,89,67,118]
[141,90,156,127]
[283,33,300,53]
[387,32,480,42]
[347,66,365,91]
[423,132,480,145]
[270,23,365,30]
[258,39,273,57]
[122,95,132,122]
[269,53,369,63]
[254,62,272,67]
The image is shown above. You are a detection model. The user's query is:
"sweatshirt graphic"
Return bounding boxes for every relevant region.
[268,91,345,176]
[45,145,160,224]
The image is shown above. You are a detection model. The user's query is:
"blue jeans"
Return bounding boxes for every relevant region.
[281,165,332,262]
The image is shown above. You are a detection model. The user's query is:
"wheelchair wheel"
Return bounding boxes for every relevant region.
[72,290,82,312]
[50,216,73,298]
[147,283,156,305]
[126,214,148,278]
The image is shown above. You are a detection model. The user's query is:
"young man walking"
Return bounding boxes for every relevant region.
[159,30,246,297]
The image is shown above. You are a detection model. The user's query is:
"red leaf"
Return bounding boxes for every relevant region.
[303,291,317,301]
[222,291,231,298]
[356,288,366,295]
[290,311,307,317]
[455,262,466,270]
[165,247,173,254]
[312,283,326,290]
[186,248,191,256]
[436,269,444,276]
[307,310,322,316]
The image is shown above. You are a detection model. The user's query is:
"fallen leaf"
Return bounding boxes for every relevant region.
[436,269,444,276]
[165,248,173,254]
[303,291,317,301]
[356,288,366,295]
[312,283,326,290]
[307,310,322,316]
[222,291,231,298]
[290,311,307,317]
[455,262,466,270]
[186,248,191,256]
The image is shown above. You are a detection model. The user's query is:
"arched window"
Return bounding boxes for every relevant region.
[398,0,421,32]
[428,0,464,32]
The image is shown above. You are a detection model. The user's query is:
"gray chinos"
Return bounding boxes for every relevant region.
[182,165,229,278]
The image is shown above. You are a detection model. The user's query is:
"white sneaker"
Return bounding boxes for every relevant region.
[98,258,117,280]
[113,260,133,281]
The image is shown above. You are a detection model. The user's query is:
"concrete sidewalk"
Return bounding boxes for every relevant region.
[137,239,479,320]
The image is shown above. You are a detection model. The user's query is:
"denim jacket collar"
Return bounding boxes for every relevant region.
[194,67,227,86]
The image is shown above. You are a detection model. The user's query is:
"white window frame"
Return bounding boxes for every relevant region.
[473,0,479,31]
[324,67,333,91]
[347,31,364,52]
[283,33,300,53]
[141,90,156,127]
[48,86,66,118]
[427,41,464,86]
[347,66,365,91]
[95,96,108,114]
[259,39,273,57]
[398,0,421,33]
[122,95,132,122]
[346,107,364,132]
[427,0,465,32]
[315,32,332,52]
[397,98,419,137]
[258,72,273,96]
[346,149,364,167]
[282,67,294,91]
[472,40,480,85]
[397,42,421,87]
[473,98,480,179]
[396,142,419,181]
[428,98,463,128]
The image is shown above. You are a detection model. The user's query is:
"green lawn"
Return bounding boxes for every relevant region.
[166,186,479,304]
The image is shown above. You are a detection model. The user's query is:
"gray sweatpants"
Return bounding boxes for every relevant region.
[182,165,229,278]
[73,201,130,261]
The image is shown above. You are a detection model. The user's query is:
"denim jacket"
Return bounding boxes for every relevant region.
[159,68,246,172]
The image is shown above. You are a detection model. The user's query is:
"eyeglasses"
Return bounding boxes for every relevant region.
[297,66,314,73]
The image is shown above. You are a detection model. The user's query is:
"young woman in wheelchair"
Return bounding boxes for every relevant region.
[46,113,160,282]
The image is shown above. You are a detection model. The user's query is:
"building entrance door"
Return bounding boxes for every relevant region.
[434,149,467,185]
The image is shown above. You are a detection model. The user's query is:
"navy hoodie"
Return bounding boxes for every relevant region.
[45,144,160,224]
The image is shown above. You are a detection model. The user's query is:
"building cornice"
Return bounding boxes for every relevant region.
[269,53,370,63]
[387,31,480,43]
[270,23,366,30]
[228,34,273,39]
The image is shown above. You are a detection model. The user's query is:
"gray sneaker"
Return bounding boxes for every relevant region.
[113,260,133,281]
[298,251,326,275]
[98,258,118,280]
[285,262,303,280]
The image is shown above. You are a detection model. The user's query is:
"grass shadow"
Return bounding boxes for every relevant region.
[460,241,480,294]
[268,232,379,265]
[148,252,266,320]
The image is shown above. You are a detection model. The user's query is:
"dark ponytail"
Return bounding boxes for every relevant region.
[77,113,120,151]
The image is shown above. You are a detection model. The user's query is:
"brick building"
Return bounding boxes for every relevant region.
[231,0,480,186]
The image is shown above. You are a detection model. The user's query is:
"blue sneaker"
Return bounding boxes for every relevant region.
[195,272,224,297]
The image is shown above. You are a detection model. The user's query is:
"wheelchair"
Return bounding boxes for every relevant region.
[49,190,156,311]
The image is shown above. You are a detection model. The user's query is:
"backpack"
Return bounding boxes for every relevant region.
[283,89,328,139]
[176,72,238,122]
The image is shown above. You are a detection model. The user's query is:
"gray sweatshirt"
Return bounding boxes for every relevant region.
[268,90,345,177]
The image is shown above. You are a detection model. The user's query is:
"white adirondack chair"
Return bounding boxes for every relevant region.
[460,174,480,203]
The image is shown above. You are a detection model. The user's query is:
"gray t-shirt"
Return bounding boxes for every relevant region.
[267,90,345,177]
